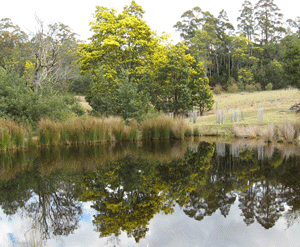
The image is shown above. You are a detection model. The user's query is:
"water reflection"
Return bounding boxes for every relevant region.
[0,139,300,245]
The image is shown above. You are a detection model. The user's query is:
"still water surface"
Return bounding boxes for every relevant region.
[0,138,300,246]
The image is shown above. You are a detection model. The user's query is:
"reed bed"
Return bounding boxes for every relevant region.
[141,115,187,140]
[2,115,192,150]
[39,118,61,145]
[0,119,26,150]
[38,116,138,146]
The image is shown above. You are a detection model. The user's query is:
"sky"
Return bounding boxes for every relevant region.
[1,0,299,43]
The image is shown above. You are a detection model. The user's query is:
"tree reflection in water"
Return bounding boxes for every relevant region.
[0,141,300,243]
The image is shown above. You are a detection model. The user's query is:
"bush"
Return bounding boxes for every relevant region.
[265,83,273,91]
[227,77,236,86]
[213,84,222,94]
[237,81,244,91]
[255,83,262,91]
[245,84,256,92]
[0,66,80,125]
[227,83,239,93]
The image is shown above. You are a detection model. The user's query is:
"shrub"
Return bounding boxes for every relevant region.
[255,83,262,91]
[237,81,244,91]
[265,83,273,91]
[213,84,222,94]
[245,84,256,92]
[227,83,239,93]
[227,77,236,86]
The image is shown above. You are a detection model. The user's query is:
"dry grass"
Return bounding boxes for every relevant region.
[75,95,92,112]
[278,121,296,142]
[257,124,276,141]
[232,125,259,138]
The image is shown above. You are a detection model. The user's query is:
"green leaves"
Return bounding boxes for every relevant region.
[254,0,285,44]
[282,35,300,88]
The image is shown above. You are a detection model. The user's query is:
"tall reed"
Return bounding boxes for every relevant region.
[110,116,125,141]
[0,125,9,150]
[141,115,188,140]
[123,120,138,141]
[39,118,61,145]
[62,118,84,144]
[141,115,174,140]
[0,119,26,149]
[171,118,187,139]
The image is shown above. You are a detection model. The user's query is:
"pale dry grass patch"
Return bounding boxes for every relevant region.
[232,125,258,138]
[278,121,296,142]
[257,123,276,141]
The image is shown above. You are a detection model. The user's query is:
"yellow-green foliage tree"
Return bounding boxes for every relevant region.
[79,1,214,117]
[151,43,194,115]
[79,1,163,114]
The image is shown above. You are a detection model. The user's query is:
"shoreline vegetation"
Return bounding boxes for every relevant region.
[0,115,197,151]
[0,90,299,151]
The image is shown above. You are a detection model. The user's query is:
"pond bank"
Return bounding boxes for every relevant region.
[1,115,299,152]
[191,121,300,144]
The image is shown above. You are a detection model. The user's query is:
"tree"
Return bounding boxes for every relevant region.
[282,35,300,88]
[0,18,28,67]
[0,65,80,124]
[237,0,256,41]
[153,43,193,115]
[254,0,285,44]
[173,7,204,45]
[175,7,235,85]
[117,70,150,120]
[189,62,214,116]
[30,16,79,94]
[287,17,300,36]
[79,1,161,86]
[79,1,163,116]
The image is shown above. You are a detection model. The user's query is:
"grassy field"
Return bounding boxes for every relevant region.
[190,89,300,138]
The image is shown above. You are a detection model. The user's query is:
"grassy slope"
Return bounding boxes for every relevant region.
[191,89,300,136]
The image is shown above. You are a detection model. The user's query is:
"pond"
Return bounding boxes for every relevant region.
[0,138,300,246]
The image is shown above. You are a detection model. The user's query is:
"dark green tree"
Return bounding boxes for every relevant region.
[254,0,285,44]
[237,0,256,41]
[282,35,300,88]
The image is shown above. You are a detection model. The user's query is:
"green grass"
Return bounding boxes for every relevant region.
[191,89,300,140]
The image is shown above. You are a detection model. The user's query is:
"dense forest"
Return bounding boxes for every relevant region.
[1,0,300,123]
